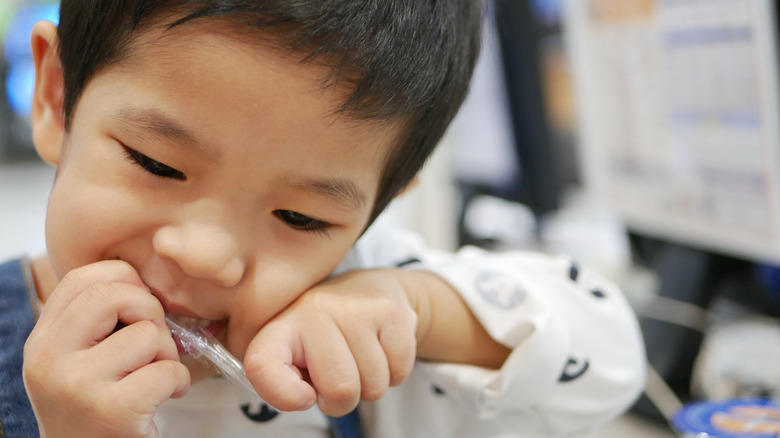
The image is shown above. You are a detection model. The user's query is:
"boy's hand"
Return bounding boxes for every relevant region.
[243,268,419,417]
[23,260,190,438]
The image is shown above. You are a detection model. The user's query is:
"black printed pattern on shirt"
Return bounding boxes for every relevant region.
[240,402,279,423]
[568,262,606,299]
[396,258,422,267]
[558,356,590,382]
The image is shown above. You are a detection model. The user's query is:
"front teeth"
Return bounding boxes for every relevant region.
[165,313,213,329]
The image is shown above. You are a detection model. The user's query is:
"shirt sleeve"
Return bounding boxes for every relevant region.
[343,222,647,436]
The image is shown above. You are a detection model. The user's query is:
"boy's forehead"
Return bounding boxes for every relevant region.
[126,20,402,128]
[89,24,405,166]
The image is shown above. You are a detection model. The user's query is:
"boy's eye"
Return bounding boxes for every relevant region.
[274,210,330,234]
[122,146,186,180]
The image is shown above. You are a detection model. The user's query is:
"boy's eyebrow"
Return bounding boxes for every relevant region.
[114,106,218,159]
[287,176,368,210]
[114,106,367,209]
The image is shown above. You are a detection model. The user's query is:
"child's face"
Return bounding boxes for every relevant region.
[36,24,401,358]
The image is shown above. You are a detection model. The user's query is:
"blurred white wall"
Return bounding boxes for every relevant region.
[0,160,54,261]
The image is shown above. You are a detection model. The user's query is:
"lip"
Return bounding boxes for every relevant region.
[145,285,227,343]
[147,285,203,319]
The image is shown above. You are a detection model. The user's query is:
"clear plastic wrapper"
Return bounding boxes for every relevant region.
[166,316,257,397]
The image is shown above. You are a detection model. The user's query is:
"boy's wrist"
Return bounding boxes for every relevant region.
[390,267,444,359]
[390,266,512,368]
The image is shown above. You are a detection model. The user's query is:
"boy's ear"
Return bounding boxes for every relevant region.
[30,20,66,165]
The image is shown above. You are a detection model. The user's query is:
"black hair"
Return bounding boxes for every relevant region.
[56,0,482,225]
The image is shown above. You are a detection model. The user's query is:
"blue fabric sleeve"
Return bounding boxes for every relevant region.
[0,257,41,438]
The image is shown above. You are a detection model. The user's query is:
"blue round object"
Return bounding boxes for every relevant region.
[672,398,780,437]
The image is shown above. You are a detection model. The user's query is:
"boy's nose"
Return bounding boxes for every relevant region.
[152,223,247,288]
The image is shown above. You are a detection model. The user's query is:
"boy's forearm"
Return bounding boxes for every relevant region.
[400,269,511,369]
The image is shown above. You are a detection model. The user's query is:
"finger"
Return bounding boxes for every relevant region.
[304,324,361,417]
[345,331,390,402]
[90,319,181,377]
[379,318,417,386]
[117,359,191,409]
[38,260,146,327]
[50,282,166,351]
[244,323,317,412]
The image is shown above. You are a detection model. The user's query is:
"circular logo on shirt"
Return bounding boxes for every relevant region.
[475,270,526,309]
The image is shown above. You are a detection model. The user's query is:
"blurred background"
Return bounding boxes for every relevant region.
[0,0,57,261]
[2,0,780,436]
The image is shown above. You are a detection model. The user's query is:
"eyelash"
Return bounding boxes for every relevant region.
[122,145,186,180]
[274,210,331,236]
[121,146,330,236]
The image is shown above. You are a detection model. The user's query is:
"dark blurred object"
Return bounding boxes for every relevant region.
[492,0,564,215]
[630,234,780,423]
[0,2,59,161]
[458,0,576,248]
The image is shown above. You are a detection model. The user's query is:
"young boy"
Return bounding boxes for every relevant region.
[0,0,645,436]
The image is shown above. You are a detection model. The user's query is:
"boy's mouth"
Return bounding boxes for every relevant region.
[142,283,228,354]
[165,313,226,353]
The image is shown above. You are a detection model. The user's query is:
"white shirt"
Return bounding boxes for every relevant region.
[155,223,646,437]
